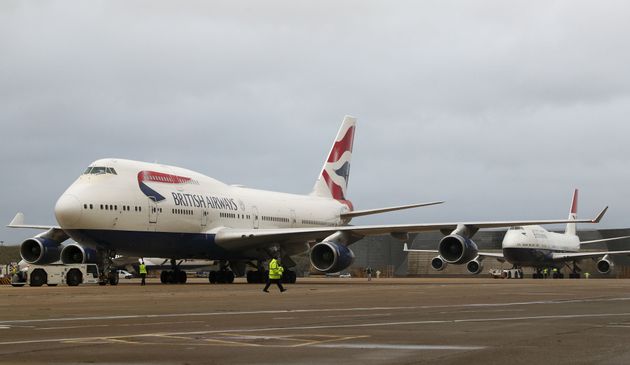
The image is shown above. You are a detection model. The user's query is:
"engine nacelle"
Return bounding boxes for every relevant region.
[466,258,483,275]
[597,255,614,275]
[431,256,447,271]
[438,235,479,264]
[20,238,62,265]
[310,241,355,273]
[61,244,100,264]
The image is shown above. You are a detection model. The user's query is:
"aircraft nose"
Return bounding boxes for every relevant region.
[55,194,82,227]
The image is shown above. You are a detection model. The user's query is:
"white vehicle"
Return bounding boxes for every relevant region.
[7,116,607,286]
[489,268,523,279]
[406,190,630,278]
[11,264,100,287]
[117,269,133,279]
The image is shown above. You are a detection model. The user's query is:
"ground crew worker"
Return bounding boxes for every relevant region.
[263,256,286,293]
[585,272,591,279]
[552,267,558,278]
[139,260,147,286]
[543,268,548,278]
[366,267,373,281]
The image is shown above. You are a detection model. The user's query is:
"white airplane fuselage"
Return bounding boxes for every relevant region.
[55,158,350,260]
[502,225,580,267]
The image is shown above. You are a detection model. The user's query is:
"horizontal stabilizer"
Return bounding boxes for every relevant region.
[341,201,444,219]
[580,235,630,245]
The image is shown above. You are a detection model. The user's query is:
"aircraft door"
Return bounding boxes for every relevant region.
[148,198,158,226]
[252,206,259,229]
[290,209,296,228]
[201,210,209,227]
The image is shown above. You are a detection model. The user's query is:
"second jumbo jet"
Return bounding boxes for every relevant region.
[405,189,630,278]
[9,116,608,285]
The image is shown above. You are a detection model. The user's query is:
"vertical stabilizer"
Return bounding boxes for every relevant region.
[311,116,356,207]
[565,189,578,236]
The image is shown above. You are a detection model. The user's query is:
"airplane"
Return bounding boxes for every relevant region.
[404,189,630,279]
[8,116,609,286]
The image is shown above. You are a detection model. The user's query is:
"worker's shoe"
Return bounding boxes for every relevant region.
[263,289,269,293]
[280,289,287,292]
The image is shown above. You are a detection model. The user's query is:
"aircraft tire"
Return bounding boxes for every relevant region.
[66,269,83,287]
[177,270,187,284]
[209,271,217,284]
[108,272,119,286]
[160,271,168,284]
[225,271,234,284]
[30,269,47,287]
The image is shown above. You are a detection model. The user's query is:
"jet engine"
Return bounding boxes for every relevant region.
[61,244,100,264]
[438,235,479,264]
[20,238,63,265]
[310,241,355,273]
[431,256,447,271]
[597,255,614,275]
[466,258,483,275]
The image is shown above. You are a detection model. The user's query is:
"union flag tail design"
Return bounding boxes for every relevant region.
[311,116,356,208]
[565,188,578,236]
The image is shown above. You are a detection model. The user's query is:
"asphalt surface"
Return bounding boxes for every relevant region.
[2,277,630,365]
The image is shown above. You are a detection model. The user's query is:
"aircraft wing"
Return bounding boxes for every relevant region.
[340,201,444,219]
[580,235,630,245]
[402,243,504,260]
[214,207,607,251]
[7,213,60,230]
[551,250,630,261]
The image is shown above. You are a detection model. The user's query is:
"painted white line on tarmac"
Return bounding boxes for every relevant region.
[2,296,630,325]
[2,311,630,346]
[314,343,485,350]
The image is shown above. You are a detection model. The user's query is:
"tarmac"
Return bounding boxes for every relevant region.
[2,277,630,365]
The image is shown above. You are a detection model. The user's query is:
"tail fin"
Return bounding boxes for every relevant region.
[565,189,578,235]
[311,116,356,206]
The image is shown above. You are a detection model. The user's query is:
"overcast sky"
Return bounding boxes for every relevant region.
[2,1,630,245]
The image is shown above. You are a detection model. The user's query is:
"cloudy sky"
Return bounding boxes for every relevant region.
[1,1,630,244]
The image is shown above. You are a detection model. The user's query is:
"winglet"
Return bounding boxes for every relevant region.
[592,206,608,223]
[8,212,25,227]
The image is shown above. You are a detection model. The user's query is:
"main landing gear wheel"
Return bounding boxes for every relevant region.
[108,272,119,285]
[246,270,267,284]
[209,270,235,284]
[160,270,187,284]
[281,270,297,284]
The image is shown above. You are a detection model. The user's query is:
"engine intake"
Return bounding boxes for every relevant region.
[438,235,479,264]
[597,255,614,275]
[310,241,355,273]
[431,256,447,271]
[61,244,100,264]
[466,258,483,275]
[20,238,62,265]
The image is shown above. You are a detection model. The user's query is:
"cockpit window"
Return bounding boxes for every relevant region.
[83,166,117,175]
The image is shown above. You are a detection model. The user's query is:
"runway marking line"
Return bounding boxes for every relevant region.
[4,311,630,347]
[4,296,630,325]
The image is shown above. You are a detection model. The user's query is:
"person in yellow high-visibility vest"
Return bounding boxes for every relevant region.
[139,260,147,286]
[263,256,286,293]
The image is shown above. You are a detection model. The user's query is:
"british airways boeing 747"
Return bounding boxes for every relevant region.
[8,116,607,285]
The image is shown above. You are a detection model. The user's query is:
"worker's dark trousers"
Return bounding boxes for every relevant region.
[264,278,285,292]
[141,273,146,286]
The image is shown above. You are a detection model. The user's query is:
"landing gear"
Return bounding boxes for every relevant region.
[209,270,235,284]
[207,260,235,284]
[568,261,582,279]
[98,249,118,286]
[282,270,297,284]
[246,270,266,284]
[160,259,188,284]
[533,269,543,279]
